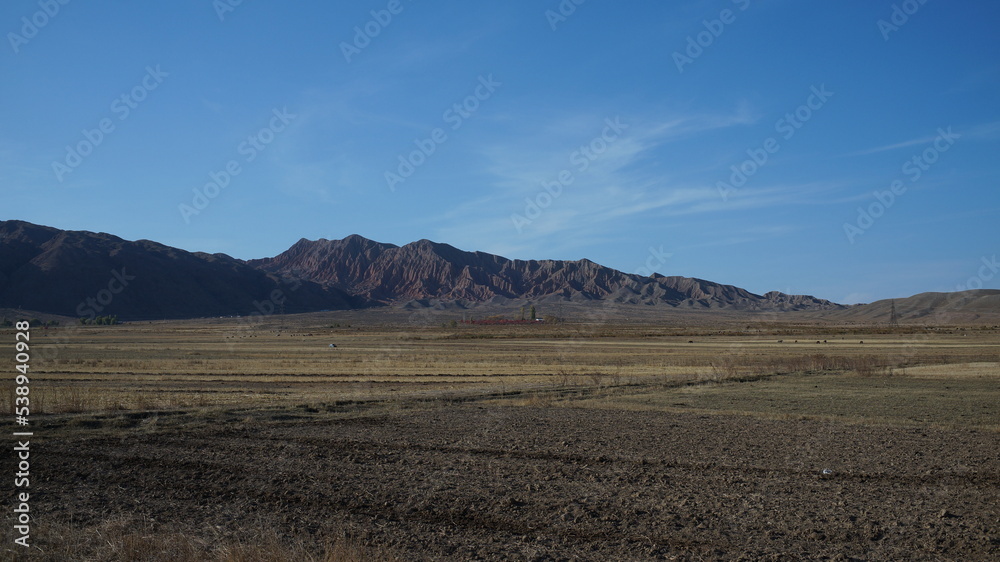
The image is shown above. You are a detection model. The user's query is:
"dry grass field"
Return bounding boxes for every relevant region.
[2,315,998,560]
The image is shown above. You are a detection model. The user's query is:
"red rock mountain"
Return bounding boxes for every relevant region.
[249,235,843,311]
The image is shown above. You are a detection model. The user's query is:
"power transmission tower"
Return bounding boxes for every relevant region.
[889,299,899,328]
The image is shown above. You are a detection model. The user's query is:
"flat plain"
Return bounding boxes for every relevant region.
[2,314,998,560]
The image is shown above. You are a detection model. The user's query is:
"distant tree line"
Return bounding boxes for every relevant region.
[457,305,563,325]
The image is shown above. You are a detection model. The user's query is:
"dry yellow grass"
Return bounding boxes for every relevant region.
[5,320,995,419]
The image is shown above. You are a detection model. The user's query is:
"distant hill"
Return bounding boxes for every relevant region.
[814,290,1000,324]
[248,235,844,311]
[0,221,365,320]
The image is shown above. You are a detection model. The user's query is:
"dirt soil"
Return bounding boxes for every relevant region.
[12,405,1000,560]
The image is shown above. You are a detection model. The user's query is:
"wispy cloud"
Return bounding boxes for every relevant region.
[478,107,757,195]
[847,120,1000,156]
[848,135,944,157]
[423,101,849,261]
[964,120,1000,140]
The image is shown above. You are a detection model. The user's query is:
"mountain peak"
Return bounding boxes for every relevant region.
[341,233,374,243]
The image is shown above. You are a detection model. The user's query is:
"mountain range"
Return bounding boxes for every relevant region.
[248,235,841,311]
[2,220,994,322]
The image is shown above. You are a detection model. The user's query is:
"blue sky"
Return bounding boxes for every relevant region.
[2,0,998,304]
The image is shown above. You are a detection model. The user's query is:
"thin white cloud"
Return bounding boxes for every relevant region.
[849,135,942,156]
[965,120,1000,140]
[847,120,1000,156]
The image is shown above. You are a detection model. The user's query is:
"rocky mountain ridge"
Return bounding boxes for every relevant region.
[249,235,843,311]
